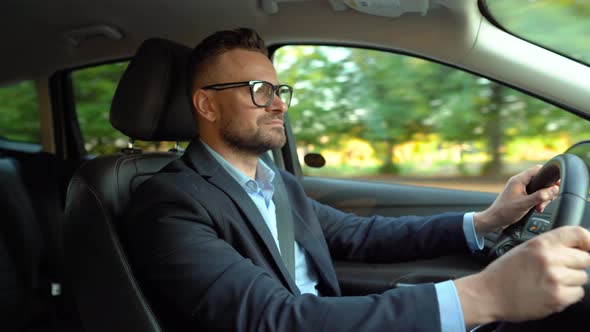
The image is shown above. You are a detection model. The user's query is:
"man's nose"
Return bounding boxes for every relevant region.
[267,93,288,113]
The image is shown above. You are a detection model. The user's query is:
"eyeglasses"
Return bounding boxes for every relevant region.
[201,80,293,108]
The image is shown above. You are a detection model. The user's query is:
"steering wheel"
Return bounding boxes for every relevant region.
[477,154,590,332]
[490,153,589,258]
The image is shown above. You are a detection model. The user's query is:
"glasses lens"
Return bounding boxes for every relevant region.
[252,81,273,107]
[277,85,292,107]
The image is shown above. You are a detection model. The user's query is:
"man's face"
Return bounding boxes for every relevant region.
[208,49,288,155]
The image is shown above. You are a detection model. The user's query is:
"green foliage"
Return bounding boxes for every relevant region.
[73,62,129,154]
[276,45,590,177]
[347,50,438,174]
[0,80,40,143]
[486,0,590,64]
[275,46,358,150]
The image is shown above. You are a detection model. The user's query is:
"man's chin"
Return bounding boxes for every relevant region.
[260,139,286,155]
[242,138,286,156]
[263,140,286,152]
[270,135,286,149]
[265,130,286,145]
[269,126,286,134]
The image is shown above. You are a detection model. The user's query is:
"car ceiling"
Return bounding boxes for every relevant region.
[1,0,476,82]
[2,0,590,117]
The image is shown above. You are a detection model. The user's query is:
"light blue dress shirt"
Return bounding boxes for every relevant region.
[202,141,485,331]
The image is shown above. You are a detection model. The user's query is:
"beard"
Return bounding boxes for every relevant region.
[219,113,286,156]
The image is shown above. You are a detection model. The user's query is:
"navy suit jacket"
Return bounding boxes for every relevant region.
[123,140,471,332]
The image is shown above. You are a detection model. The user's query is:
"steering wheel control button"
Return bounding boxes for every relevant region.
[527,217,550,234]
[527,220,540,234]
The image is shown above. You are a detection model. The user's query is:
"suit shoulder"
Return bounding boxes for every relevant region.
[132,157,208,203]
[124,158,221,229]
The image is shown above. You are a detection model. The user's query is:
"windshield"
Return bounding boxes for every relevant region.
[484,0,590,66]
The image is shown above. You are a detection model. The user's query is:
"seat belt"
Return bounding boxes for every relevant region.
[272,173,296,282]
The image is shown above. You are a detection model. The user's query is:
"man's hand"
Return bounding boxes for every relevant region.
[455,226,590,326]
[474,165,559,235]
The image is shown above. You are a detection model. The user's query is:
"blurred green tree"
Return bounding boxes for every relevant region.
[0,81,40,143]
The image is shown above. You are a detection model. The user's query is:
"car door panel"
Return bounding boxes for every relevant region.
[334,256,488,296]
[303,176,497,217]
[301,176,496,295]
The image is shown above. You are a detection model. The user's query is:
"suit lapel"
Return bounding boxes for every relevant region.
[292,209,340,296]
[184,141,299,294]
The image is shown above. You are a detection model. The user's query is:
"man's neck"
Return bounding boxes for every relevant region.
[201,138,259,179]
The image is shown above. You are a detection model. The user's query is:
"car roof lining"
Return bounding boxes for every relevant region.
[2,0,589,116]
[0,0,474,82]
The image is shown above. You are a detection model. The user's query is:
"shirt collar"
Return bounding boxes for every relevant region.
[200,139,275,193]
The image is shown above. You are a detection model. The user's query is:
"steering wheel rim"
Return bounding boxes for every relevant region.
[490,154,589,257]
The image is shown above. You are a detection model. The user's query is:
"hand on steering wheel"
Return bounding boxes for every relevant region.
[490,154,589,257]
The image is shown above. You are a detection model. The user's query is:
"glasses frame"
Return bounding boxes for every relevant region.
[201,80,293,107]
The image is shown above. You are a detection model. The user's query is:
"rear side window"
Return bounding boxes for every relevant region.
[72,62,130,155]
[0,80,40,143]
[72,62,188,155]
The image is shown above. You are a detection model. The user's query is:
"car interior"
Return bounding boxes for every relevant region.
[2,0,590,331]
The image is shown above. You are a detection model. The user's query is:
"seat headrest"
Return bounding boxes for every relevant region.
[110,38,197,141]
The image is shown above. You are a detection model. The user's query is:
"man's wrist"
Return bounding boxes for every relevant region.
[473,209,497,236]
[454,273,499,327]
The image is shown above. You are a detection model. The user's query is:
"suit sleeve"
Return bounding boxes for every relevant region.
[123,176,443,332]
[311,198,470,262]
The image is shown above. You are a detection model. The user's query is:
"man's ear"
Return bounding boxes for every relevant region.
[192,89,217,123]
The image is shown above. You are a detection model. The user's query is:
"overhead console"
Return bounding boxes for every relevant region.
[261,0,441,17]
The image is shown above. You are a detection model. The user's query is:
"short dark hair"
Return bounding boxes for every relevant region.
[187,28,268,96]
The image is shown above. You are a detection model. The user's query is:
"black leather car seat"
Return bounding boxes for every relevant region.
[0,156,44,331]
[62,38,196,332]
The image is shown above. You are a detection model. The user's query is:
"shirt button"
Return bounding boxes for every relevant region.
[246,181,257,191]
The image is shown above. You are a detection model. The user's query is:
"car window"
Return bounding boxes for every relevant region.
[274,45,590,193]
[0,80,40,143]
[72,62,187,155]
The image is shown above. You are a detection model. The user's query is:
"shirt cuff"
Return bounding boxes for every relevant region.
[463,212,485,251]
[435,280,466,332]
